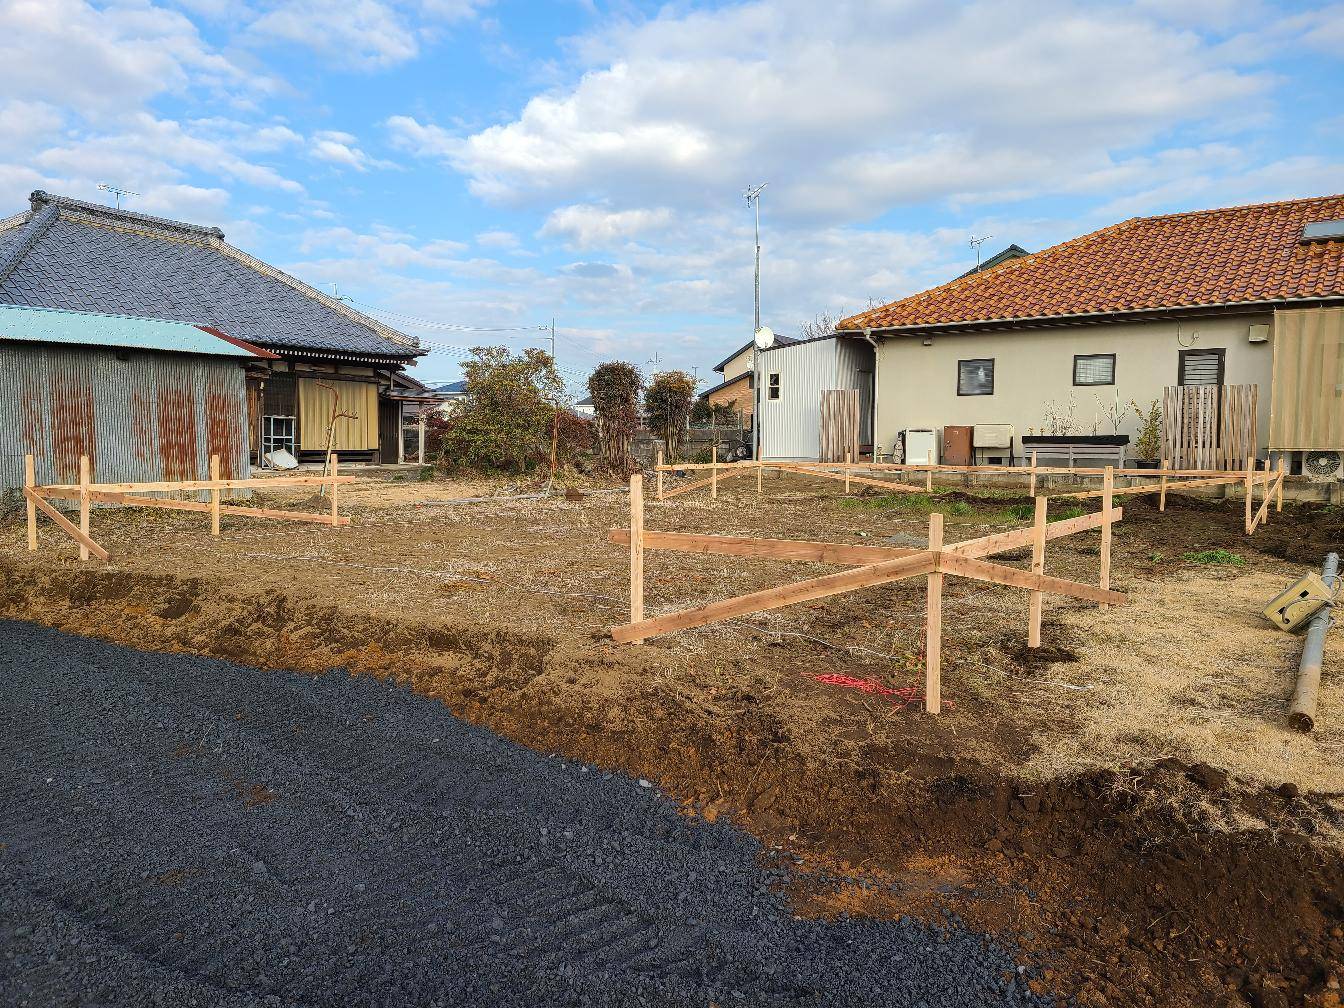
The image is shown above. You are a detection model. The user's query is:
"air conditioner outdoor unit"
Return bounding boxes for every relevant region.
[1303,450,1344,483]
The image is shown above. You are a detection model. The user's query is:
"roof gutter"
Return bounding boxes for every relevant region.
[837,294,1344,337]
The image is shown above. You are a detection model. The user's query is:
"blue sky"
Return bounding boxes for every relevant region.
[2,0,1341,392]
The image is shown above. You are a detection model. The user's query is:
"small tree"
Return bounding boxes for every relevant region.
[439,346,566,473]
[587,361,643,473]
[644,371,697,461]
[799,311,838,341]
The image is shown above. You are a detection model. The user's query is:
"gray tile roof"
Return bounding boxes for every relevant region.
[0,192,423,361]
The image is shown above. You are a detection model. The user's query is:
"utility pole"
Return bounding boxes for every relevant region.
[745,183,768,334]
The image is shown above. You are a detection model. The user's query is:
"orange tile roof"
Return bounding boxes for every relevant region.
[839,194,1344,333]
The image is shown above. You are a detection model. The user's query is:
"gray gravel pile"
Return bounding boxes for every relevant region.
[0,620,1053,1007]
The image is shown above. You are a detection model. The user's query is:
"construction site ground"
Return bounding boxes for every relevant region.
[1,468,1342,1007]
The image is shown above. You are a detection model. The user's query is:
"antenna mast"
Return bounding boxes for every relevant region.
[744,183,768,333]
[969,234,993,270]
[97,183,140,210]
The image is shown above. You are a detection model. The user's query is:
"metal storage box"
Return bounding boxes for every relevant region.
[942,425,973,466]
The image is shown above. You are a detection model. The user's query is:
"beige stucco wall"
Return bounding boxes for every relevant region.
[721,345,755,382]
[871,313,1274,458]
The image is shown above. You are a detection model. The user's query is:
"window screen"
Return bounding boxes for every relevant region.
[957,359,994,396]
[767,373,781,400]
[1073,353,1115,386]
[1179,349,1224,386]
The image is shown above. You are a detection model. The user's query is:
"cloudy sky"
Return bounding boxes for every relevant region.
[3,0,1341,389]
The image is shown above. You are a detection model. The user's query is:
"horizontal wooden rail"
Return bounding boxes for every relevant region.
[947,506,1123,559]
[770,463,928,494]
[656,460,1260,479]
[37,488,349,526]
[936,554,1128,605]
[38,475,355,493]
[1052,475,1243,500]
[609,529,917,565]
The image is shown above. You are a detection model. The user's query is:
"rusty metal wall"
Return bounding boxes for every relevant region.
[0,343,250,494]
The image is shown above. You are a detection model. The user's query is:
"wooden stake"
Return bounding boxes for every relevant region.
[1100,466,1113,591]
[1028,452,1037,497]
[1159,456,1168,512]
[24,453,36,551]
[756,461,763,496]
[1028,495,1047,648]
[78,454,91,562]
[210,454,221,537]
[330,452,340,526]
[1276,457,1285,512]
[844,450,852,494]
[656,446,665,500]
[1244,455,1254,533]
[925,467,932,493]
[711,454,718,500]
[629,473,644,640]
[925,512,944,715]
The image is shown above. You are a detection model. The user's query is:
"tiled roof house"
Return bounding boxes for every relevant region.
[833,195,1344,469]
[0,191,427,465]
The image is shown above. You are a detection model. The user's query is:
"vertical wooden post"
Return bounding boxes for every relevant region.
[1159,457,1169,512]
[1028,452,1037,497]
[925,467,932,493]
[756,461,763,496]
[1028,495,1047,648]
[711,454,718,500]
[1244,455,1254,533]
[78,454,90,562]
[1100,466,1114,591]
[24,454,37,552]
[655,446,665,501]
[330,452,340,526]
[924,512,943,715]
[418,412,427,464]
[844,450,852,494]
[210,454,221,537]
[629,473,644,641]
[1276,457,1285,512]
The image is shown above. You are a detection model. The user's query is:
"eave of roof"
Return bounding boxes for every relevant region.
[0,302,271,358]
[699,372,750,399]
[711,333,798,373]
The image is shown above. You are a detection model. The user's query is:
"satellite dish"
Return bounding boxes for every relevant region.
[753,326,775,350]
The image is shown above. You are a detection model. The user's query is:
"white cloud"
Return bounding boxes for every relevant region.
[246,0,491,70]
[475,229,518,248]
[0,0,261,116]
[417,0,1272,223]
[540,203,674,249]
[309,130,394,171]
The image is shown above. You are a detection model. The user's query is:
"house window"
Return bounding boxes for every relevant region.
[1179,349,1225,385]
[957,358,994,396]
[768,373,781,400]
[1073,353,1116,386]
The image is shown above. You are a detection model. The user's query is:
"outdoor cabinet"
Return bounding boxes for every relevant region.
[942,425,974,466]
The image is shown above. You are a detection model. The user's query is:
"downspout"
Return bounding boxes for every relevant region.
[862,328,880,461]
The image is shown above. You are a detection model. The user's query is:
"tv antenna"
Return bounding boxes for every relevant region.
[969,234,993,270]
[744,182,768,333]
[97,183,140,210]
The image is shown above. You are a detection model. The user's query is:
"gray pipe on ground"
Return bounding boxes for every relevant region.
[1289,552,1340,732]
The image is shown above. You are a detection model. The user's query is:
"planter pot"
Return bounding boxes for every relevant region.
[1021,435,1130,447]
[1131,459,1160,469]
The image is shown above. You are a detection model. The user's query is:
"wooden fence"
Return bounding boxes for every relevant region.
[613,474,1127,714]
[1162,383,1257,470]
[654,457,1284,533]
[22,452,353,563]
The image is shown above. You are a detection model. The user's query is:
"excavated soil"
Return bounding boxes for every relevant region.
[2,471,1343,1006]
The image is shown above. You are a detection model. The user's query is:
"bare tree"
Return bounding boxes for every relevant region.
[799,311,838,341]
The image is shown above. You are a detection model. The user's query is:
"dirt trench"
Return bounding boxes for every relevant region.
[2,560,1342,1007]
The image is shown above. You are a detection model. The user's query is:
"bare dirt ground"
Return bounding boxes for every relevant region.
[2,468,1342,1007]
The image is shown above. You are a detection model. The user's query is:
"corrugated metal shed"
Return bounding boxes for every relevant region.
[0,303,257,357]
[0,307,253,493]
[757,336,875,460]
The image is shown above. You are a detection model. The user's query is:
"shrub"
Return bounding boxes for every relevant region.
[587,362,642,473]
[644,371,697,461]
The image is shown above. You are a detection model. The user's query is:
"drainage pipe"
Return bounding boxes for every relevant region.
[1288,552,1339,732]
